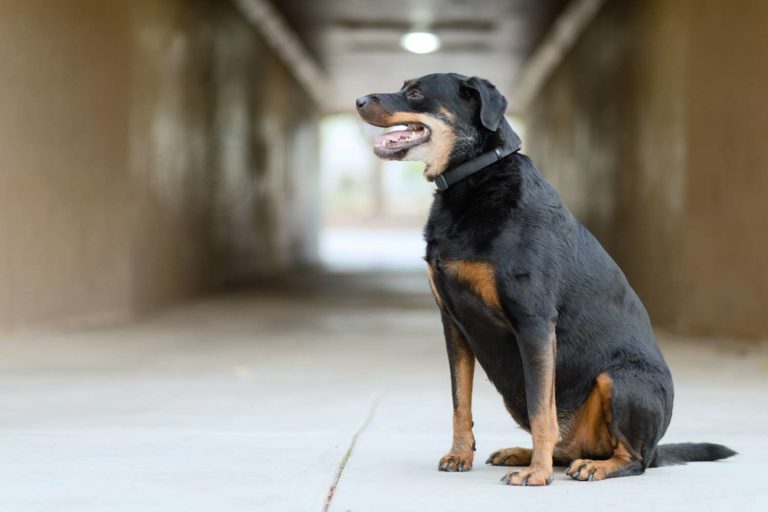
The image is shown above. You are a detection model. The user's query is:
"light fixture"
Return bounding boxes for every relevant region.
[400,31,441,54]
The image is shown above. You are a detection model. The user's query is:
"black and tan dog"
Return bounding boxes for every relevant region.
[356,73,735,486]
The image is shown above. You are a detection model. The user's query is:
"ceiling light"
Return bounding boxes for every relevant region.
[400,31,441,54]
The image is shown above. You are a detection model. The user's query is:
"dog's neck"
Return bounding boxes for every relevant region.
[434,120,522,190]
[434,146,519,191]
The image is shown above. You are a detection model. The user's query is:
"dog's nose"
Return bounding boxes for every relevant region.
[355,96,369,109]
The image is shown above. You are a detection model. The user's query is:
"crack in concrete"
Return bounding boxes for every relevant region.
[322,392,380,512]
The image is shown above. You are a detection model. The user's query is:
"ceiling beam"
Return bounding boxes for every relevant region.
[235,0,329,109]
[510,0,606,113]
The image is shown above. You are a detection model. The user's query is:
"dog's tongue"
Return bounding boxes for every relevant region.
[374,127,413,148]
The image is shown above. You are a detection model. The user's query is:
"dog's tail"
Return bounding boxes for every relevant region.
[650,443,736,467]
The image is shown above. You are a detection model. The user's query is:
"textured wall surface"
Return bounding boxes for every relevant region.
[0,0,319,331]
[525,0,768,339]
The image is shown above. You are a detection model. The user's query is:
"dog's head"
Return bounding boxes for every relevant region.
[356,73,521,180]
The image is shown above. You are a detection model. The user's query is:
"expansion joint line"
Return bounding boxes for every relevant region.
[322,392,381,512]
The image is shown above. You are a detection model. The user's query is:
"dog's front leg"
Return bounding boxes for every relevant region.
[501,319,558,486]
[437,311,476,472]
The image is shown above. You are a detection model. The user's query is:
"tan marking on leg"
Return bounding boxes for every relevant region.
[595,373,614,426]
[439,323,476,472]
[560,372,643,480]
[566,442,638,481]
[442,260,500,308]
[503,328,558,486]
[486,447,531,466]
[426,263,443,309]
[450,325,475,452]
[556,372,615,461]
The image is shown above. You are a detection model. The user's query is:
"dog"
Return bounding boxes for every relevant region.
[356,73,735,486]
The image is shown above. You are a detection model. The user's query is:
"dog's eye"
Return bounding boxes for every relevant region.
[406,89,423,101]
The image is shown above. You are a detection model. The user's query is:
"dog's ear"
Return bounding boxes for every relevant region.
[461,76,508,131]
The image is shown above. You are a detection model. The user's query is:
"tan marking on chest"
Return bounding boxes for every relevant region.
[442,260,501,308]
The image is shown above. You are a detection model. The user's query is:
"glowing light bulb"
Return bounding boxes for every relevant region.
[400,31,441,54]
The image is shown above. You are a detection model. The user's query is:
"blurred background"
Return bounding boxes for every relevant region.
[1,1,767,510]
[1,0,766,338]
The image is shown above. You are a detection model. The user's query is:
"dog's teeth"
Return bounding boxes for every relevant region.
[373,124,427,149]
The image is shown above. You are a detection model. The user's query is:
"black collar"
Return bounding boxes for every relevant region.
[434,145,520,191]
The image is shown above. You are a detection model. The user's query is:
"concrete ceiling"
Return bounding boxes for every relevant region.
[273,0,571,113]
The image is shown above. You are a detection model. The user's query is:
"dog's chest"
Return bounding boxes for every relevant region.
[424,208,519,350]
[426,251,511,338]
[428,254,527,407]
[429,256,497,309]
[425,214,504,315]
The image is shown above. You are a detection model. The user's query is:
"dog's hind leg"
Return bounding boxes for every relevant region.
[566,443,644,481]
[564,370,672,481]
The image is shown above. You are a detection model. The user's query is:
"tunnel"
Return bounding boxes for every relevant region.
[0,0,766,510]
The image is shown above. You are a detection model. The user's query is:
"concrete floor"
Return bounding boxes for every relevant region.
[1,271,766,511]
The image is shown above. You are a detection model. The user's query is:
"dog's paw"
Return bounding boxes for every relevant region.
[438,451,474,472]
[500,465,553,486]
[485,447,531,466]
[565,459,609,481]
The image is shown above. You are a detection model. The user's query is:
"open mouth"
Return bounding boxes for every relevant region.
[373,123,431,157]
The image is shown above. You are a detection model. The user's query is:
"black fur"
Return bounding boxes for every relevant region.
[461,76,508,131]
[357,73,735,480]
[652,443,738,467]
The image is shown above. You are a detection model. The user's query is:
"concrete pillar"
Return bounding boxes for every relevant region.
[524,0,768,339]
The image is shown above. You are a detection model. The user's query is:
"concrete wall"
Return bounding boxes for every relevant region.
[0,0,319,332]
[525,0,768,339]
